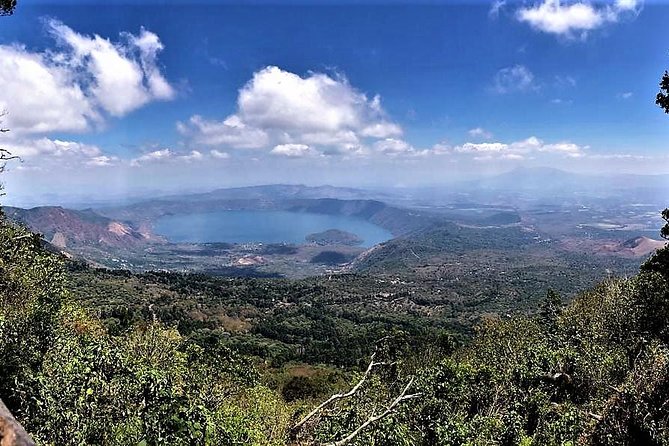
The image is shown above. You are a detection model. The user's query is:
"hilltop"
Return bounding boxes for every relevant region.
[3,206,159,249]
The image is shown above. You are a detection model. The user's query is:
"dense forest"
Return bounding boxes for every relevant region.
[2,207,669,444]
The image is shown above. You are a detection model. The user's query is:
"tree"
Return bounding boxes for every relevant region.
[657,71,669,114]
[0,0,15,16]
[0,114,18,197]
[661,209,669,241]
[657,69,669,240]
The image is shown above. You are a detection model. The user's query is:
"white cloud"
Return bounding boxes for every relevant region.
[86,155,118,167]
[127,147,223,166]
[130,148,172,166]
[448,136,585,160]
[618,91,633,99]
[468,127,493,139]
[373,138,415,155]
[516,0,642,38]
[360,122,403,138]
[178,66,402,156]
[49,20,174,117]
[0,46,98,133]
[128,28,175,101]
[615,0,639,10]
[455,142,508,154]
[489,0,506,18]
[270,143,317,158]
[0,20,174,134]
[7,137,100,159]
[492,65,537,94]
[1,135,119,169]
[210,149,230,159]
[177,115,269,149]
[180,150,204,162]
[539,142,583,156]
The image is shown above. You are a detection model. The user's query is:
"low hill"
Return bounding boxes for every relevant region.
[98,193,435,236]
[305,229,363,246]
[3,206,157,249]
[353,222,538,273]
[620,236,668,256]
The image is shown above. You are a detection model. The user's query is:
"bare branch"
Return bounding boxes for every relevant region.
[11,234,34,242]
[587,411,603,421]
[327,377,422,446]
[292,352,386,433]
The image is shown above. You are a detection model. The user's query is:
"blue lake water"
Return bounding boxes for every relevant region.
[154,210,393,247]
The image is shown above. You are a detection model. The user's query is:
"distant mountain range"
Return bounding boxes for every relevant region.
[465,167,669,193]
[4,178,666,274]
[96,185,434,236]
[2,185,436,256]
[391,167,669,207]
[158,184,393,202]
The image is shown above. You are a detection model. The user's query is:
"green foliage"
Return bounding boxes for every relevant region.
[4,206,669,445]
[0,216,291,445]
[657,71,669,114]
[296,228,669,445]
[661,208,669,240]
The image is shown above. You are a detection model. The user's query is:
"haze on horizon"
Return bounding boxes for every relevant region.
[1,0,668,206]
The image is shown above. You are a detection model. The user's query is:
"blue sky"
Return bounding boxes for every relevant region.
[1,0,668,203]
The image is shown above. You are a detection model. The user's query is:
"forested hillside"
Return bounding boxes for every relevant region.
[2,208,669,445]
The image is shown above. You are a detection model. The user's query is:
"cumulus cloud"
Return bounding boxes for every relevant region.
[180,150,204,162]
[468,127,493,139]
[0,46,98,133]
[270,143,318,158]
[86,155,118,167]
[177,115,269,149]
[130,148,172,166]
[492,65,537,94]
[210,149,230,159]
[373,138,414,155]
[447,136,585,160]
[516,0,642,38]
[2,135,118,169]
[0,20,174,134]
[454,142,508,154]
[178,66,403,157]
[130,147,226,166]
[49,20,174,116]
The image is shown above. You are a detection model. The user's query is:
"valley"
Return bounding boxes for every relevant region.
[5,170,665,283]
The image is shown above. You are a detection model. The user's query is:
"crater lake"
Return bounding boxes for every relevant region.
[154,210,393,247]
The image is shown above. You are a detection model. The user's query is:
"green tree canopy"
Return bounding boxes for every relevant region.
[658,70,669,114]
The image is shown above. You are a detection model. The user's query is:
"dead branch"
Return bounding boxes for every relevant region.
[327,377,422,446]
[587,411,603,421]
[292,353,386,433]
[10,234,33,242]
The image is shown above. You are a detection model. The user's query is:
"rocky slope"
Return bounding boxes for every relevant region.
[3,206,159,249]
